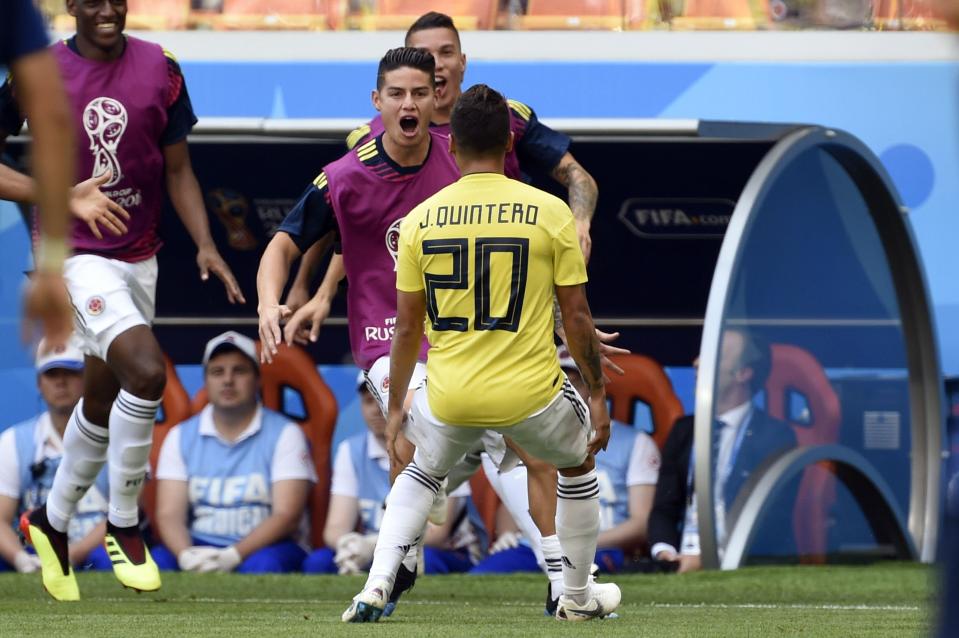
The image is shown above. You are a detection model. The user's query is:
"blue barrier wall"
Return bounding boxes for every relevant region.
[181,58,959,375]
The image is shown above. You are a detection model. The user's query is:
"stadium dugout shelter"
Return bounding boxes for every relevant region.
[4,116,944,570]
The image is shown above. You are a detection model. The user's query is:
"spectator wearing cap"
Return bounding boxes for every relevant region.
[303,372,487,576]
[151,331,317,574]
[0,339,112,573]
[471,346,660,575]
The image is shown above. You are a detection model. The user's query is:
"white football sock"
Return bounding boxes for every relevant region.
[46,400,109,533]
[366,460,441,591]
[483,458,548,568]
[540,534,565,601]
[556,470,600,605]
[401,543,420,572]
[107,390,159,528]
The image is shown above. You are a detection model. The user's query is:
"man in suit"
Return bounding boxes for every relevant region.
[648,328,797,572]
[648,414,693,569]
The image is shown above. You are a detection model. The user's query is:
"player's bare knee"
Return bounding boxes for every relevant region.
[122,359,166,400]
[525,455,556,478]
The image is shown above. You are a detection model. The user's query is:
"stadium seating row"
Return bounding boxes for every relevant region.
[37,0,952,32]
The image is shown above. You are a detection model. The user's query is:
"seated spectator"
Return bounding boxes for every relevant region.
[652,328,797,572]
[0,339,111,573]
[153,331,316,574]
[303,373,487,576]
[471,347,660,575]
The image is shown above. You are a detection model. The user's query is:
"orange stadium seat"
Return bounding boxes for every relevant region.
[873,0,949,29]
[142,354,194,534]
[190,343,338,549]
[208,0,332,30]
[349,0,498,30]
[765,343,841,564]
[625,0,670,29]
[518,0,626,30]
[125,0,191,30]
[605,353,685,450]
[670,0,769,29]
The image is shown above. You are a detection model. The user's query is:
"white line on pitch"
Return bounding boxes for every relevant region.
[93,597,922,612]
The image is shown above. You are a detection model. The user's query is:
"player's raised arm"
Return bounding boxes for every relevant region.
[256,232,302,362]
[284,236,330,312]
[283,244,344,347]
[163,140,245,304]
[259,172,339,359]
[550,152,598,262]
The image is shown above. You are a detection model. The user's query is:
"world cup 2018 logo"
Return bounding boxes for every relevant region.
[83,97,128,187]
[386,219,402,271]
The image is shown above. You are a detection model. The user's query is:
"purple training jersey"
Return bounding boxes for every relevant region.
[54,37,172,262]
[278,131,459,369]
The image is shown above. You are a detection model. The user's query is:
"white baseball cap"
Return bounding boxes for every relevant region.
[35,338,85,374]
[202,331,258,368]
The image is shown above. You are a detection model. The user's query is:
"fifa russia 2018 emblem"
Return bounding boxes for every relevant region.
[83,97,128,187]
[386,219,402,271]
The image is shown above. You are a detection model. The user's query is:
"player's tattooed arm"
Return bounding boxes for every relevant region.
[556,282,610,453]
[551,152,598,262]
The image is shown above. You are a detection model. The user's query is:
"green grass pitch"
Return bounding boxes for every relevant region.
[0,563,934,637]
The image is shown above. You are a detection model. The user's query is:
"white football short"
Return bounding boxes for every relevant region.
[64,254,157,360]
[364,355,518,480]
[363,355,427,417]
[406,375,591,478]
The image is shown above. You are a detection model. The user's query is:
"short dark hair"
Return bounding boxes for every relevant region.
[733,328,771,394]
[376,47,436,91]
[450,84,509,157]
[405,11,460,48]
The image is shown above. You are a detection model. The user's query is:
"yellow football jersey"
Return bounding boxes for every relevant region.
[396,172,587,427]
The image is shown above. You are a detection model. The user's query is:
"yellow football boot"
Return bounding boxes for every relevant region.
[104,522,161,592]
[19,509,80,602]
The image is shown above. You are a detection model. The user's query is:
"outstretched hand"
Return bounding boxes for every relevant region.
[596,329,630,382]
[70,172,130,239]
[197,245,245,304]
[283,294,331,346]
[258,303,292,364]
